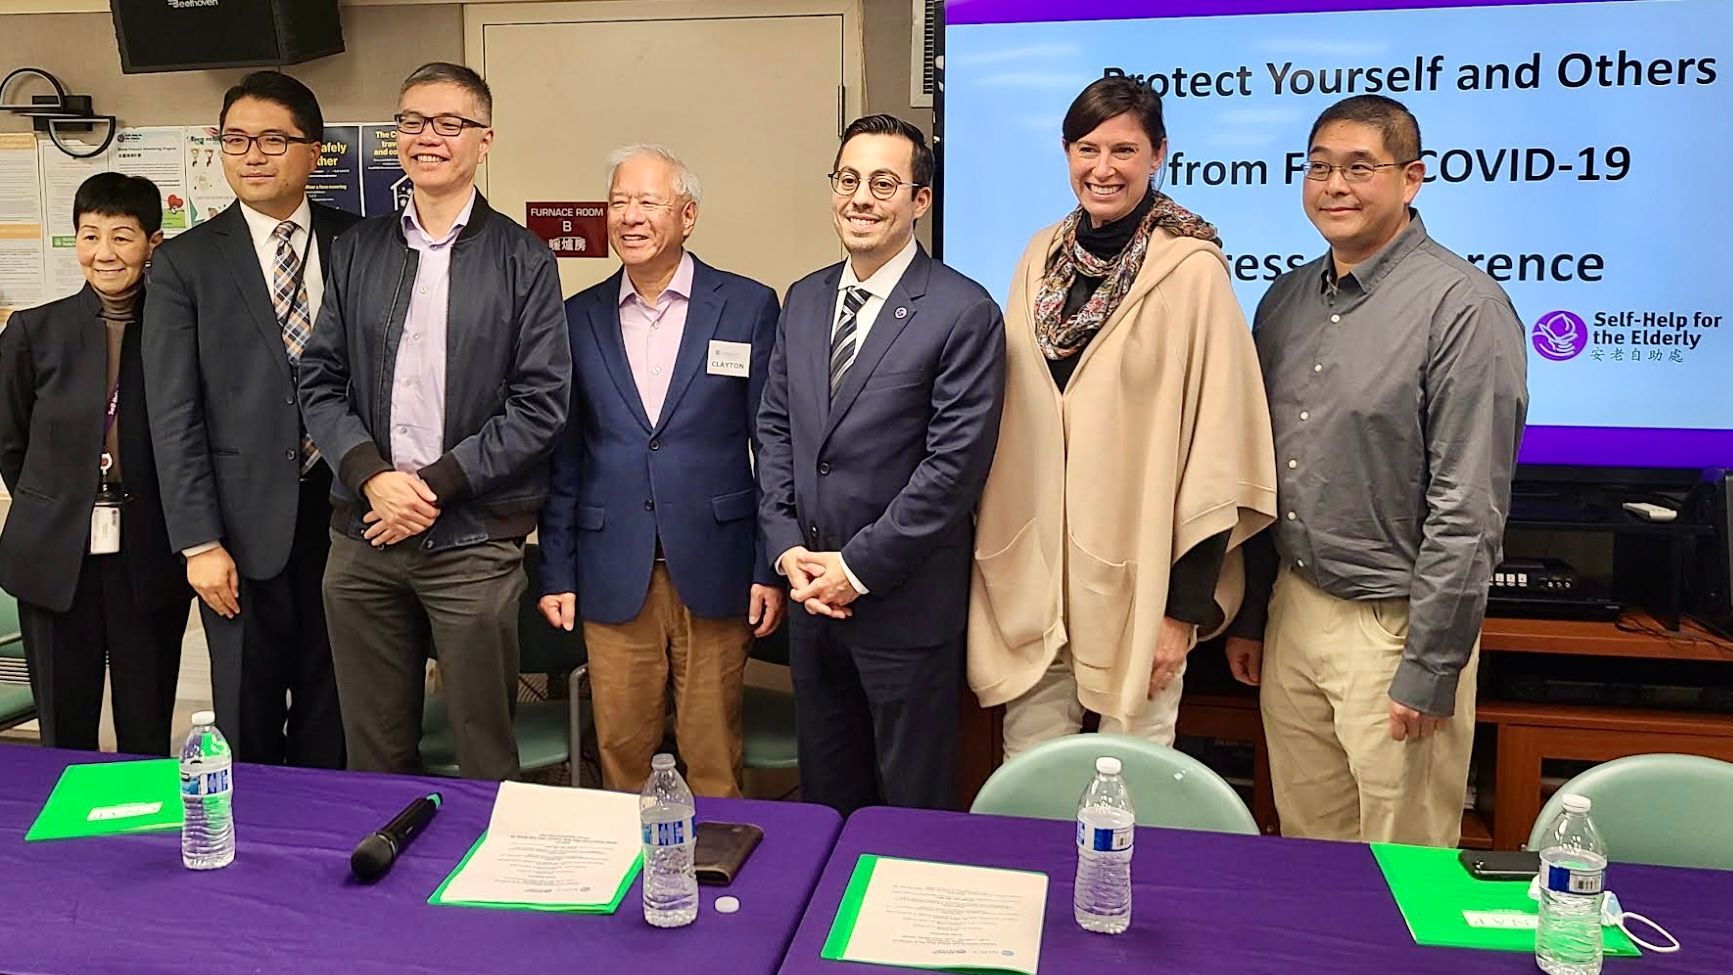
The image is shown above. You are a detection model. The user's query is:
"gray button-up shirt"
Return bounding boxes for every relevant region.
[1240,211,1528,715]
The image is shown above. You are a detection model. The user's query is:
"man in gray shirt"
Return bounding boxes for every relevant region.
[1225,95,1528,847]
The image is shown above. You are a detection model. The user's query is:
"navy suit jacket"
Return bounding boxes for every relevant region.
[756,245,1006,647]
[539,256,780,624]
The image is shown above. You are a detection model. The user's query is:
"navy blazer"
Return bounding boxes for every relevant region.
[539,256,780,623]
[756,245,1006,647]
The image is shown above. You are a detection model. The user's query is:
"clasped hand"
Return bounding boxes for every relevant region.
[362,471,440,547]
[781,546,859,619]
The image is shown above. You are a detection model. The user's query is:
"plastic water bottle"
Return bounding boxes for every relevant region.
[179,710,234,870]
[640,752,698,927]
[1536,793,1607,975]
[1074,755,1135,934]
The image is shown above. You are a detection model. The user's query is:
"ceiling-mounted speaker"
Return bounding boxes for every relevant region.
[109,0,344,75]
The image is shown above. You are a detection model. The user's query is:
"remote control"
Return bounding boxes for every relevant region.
[1622,501,1677,522]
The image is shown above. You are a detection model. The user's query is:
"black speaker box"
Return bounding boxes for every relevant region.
[110,0,344,74]
[1686,469,1733,635]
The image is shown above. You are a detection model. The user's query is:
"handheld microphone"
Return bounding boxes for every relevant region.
[350,792,442,883]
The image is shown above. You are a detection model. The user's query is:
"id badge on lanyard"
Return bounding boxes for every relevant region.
[92,381,122,555]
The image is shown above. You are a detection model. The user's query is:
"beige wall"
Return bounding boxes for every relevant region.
[0,5,462,133]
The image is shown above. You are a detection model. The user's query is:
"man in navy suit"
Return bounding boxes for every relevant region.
[538,145,783,797]
[757,115,1006,814]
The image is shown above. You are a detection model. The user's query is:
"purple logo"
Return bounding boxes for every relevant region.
[1532,310,1587,361]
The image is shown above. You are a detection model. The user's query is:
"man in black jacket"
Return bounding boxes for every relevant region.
[298,62,570,780]
[145,73,359,766]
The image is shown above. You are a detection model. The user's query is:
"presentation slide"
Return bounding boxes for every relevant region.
[942,0,1733,467]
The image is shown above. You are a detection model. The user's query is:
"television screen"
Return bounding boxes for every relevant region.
[941,0,1733,469]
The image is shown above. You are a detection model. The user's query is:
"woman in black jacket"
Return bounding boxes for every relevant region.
[0,172,192,754]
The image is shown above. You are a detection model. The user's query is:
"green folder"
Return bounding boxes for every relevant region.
[24,759,183,842]
[821,854,1042,974]
[427,830,642,914]
[1371,843,1638,956]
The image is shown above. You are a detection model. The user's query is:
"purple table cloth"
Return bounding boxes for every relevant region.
[781,806,1733,975]
[0,745,840,975]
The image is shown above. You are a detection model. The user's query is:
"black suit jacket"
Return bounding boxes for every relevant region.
[756,246,1006,646]
[0,285,189,613]
[144,200,360,579]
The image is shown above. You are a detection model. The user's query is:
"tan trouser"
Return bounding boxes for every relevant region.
[1001,647,1187,759]
[1260,567,1478,847]
[584,565,751,798]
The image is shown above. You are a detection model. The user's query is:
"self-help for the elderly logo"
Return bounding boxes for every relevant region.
[1532,310,1587,361]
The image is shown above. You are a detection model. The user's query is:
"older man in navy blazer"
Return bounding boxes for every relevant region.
[757,115,1006,814]
[538,145,783,797]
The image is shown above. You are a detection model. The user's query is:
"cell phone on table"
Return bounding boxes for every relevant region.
[694,821,763,886]
[1459,849,1541,881]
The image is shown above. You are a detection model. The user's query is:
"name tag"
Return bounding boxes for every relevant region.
[90,502,121,555]
[707,340,751,378]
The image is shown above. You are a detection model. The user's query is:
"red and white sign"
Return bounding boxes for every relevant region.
[525,202,607,258]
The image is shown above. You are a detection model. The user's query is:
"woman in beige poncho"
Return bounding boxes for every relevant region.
[968,77,1277,757]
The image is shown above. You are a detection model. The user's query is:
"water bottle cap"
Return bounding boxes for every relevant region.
[191,710,216,727]
[1562,793,1592,814]
[651,753,677,771]
[1096,756,1122,775]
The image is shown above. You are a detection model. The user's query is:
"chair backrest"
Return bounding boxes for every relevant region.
[0,588,23,659]
[515,543,586,675]
[971,733,1260,835]
[1525,753,1733,870]
[751,620,790,667]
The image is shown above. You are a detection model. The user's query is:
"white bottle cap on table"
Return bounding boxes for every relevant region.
[715,896,740,914]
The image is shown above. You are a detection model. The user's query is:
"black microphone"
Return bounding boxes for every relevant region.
[350,792,442,883]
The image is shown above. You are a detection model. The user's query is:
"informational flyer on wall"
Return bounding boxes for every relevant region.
[0,133,47,322]
[360,121,410,217]
[182,127,235,228]
[307,124,363,217]
[38,137,113,299]
[110,127,191,237]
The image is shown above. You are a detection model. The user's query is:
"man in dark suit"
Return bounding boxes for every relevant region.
[756,115,1006,814]
[144,72,359,767]
[538,145,783,798]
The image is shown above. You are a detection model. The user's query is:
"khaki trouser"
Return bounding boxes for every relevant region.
[1002,647,1188,759]
[1260,567,1478,847]
[584,565,751,798]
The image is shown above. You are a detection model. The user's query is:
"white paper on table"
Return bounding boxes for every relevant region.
[842,857,1047,975]
[437,781,641,907]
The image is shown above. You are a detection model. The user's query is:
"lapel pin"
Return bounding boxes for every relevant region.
[895,306,908,319]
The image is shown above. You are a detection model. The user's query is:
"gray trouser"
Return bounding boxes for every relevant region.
[322,531,525,781]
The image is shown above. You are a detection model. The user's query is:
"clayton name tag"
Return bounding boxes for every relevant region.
[707,340,751,378]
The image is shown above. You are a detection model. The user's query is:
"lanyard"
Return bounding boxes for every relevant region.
[99,378,120,477]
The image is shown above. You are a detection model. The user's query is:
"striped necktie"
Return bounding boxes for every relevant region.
[270,220,319,473]
[829,286,868,397]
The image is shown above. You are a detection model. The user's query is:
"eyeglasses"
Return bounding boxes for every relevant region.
[219,133,318,156]
[1303,159,1418,183]
[395,113,489,137]
[828,171,923,201]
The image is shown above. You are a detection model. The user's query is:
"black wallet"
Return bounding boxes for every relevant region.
[694,821,763,886]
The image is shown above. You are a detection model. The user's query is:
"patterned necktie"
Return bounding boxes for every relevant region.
[829,286,868,397]
[270,220,319,472]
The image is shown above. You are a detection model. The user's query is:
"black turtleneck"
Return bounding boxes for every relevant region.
[1045,187,1228,629]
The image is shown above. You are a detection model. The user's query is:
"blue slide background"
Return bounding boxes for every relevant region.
[943,0,1733,437]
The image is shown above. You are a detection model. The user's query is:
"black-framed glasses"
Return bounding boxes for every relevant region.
[219,133,318,156]
[828,171,923,201]
[1302,159,1419,183]
[395,113,489,137]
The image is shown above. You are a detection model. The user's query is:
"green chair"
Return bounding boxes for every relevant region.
[1524,753,1733,870]
[0,588,35,733]
[419,543,589,777]
[970,733,1259,835]
[742,622,798,771]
